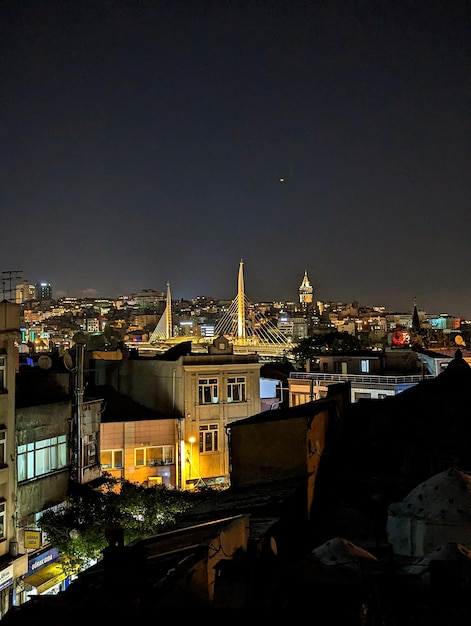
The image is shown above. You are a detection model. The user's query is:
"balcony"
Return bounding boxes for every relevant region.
[289,372,434,386]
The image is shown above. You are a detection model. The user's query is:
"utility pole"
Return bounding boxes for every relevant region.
[68,343,85,483]
[1,270,22,302]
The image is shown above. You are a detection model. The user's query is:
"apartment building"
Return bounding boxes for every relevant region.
[96,384,177,487]
[89,335,262,489]
[288,349,432,405]
[0,302,27,618]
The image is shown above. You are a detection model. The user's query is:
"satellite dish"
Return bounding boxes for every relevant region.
[38,355,52,370]
[63,351,74,370]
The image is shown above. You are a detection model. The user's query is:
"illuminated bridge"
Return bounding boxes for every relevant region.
[135,260,294,358]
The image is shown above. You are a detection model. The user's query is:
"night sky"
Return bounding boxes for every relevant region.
[2,0,469,316]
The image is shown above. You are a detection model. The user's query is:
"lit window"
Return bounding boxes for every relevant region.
[135,448,145,466]
[18,435,67,481]
[198,378,219,404]
[146,446,174,465]
[199,424,218,453]
[101,449,123,469]
[227,376,246,403]
[134,446,174,466]
[360,360,370,373]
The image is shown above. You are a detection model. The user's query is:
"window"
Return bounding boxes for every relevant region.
[18,435,67,481]
[83,432,97,467]
[199,424,218,453]
[360,359,370,373]
[227,377,246,403]
[333,361,348,374]
[146,446,174,465]
[0,501,5,540]
[101,449,123,469]
[134,446,174,466]
[0,430,5,467]
[198,378,219,404]
[0,357,5,393]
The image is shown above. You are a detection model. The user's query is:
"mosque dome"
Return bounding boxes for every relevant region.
[389,467,471,524]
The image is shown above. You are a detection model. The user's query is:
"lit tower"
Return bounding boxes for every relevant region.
[237,259,246,340]
[165,282,173,339]
[299,270,313,309]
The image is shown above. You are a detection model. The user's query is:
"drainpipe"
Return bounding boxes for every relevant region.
[75,343,85,483]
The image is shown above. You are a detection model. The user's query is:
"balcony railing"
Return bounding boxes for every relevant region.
[289,372,434,385]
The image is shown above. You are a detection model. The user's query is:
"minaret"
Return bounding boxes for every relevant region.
[411,296,421,332]
[237,259,246,340]
[299,270,313,308]
[165,282,173,339]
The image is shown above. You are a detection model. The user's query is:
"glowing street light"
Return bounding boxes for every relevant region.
[188,436,196,482]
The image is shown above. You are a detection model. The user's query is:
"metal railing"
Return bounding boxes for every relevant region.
[289,372,434,385]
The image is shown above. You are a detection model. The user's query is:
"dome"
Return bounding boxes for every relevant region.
[389,467,471,523]
[311,537,378,566]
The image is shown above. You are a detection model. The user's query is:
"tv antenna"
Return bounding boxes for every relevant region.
[2,270,22,302]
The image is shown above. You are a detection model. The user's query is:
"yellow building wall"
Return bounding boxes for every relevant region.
[182,362,262,487]
[100,418,177,486]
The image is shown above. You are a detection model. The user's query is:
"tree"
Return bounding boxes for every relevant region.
[289,331,366,368]
[72,329,123,352]
[38,474,211,572]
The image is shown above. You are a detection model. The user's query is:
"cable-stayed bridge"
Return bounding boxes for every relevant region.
[143,260,293,358]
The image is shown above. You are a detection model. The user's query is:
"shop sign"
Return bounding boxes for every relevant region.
[28,547,59,575]
[24,530,42,550]
[0,565,13,592]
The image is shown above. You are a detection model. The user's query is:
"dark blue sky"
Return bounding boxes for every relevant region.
[2,0,469,316]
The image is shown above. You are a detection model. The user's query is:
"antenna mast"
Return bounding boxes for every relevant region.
[1,271,22,302]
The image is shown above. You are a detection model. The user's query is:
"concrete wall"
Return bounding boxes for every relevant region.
[229,417,307,487]
[228,397,342,518]
[387,514,471,558]
[318,355,384,375]
[17,470,70,523]
[16,401,71,521]
[16,401,70,445]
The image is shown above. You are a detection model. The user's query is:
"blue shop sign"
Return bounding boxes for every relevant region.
[28,547,60,575]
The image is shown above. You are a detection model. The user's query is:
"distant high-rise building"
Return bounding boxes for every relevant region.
[299,270,313,308]
[15,280,35,304]
[35,282,52,301]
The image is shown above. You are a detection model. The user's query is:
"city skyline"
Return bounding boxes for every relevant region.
[8,265,467,319]
[2,1,469,317]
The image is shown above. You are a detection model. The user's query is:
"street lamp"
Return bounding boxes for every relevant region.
[188,436,196,482]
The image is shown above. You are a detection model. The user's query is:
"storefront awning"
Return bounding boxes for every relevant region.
[23,559,75,594]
